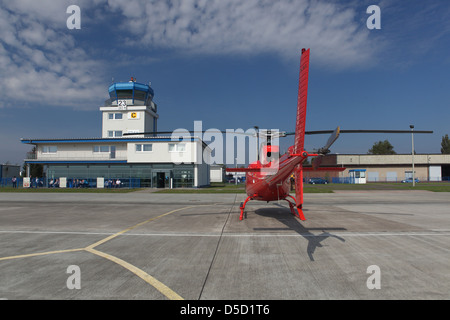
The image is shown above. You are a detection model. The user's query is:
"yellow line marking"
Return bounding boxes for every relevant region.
[0,248,84,262]
[85,206,199,250]
[0,205,208,300]
[81,205,203,300]
[86,247,183,300]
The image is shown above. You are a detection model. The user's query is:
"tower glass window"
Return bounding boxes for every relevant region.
[134,90,146,101]
[116,90,133,99]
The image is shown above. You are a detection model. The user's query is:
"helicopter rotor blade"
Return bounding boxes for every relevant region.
[285,129,433,136]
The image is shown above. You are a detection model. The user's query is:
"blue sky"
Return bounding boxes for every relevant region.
[1,0,449,165]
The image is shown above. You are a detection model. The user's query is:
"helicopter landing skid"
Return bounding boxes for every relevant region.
[285,195,306,221]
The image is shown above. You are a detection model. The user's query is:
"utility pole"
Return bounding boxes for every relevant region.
[410,125,415,187]
[254,126,259,162]
[235,157,238,186]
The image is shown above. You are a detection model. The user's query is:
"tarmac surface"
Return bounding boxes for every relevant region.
[0,190,449,300]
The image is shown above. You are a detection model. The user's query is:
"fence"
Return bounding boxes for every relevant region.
[332,176,450,183]
[0,177,142,189]
[0,177,197,188]
[2,176,450,188]
[1,178,22,188]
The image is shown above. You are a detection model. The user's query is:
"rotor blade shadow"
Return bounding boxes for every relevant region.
[253,206,346,261]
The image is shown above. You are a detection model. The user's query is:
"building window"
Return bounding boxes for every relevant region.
[116,90,133,99]
[93,146,111,153]
[354,171,365,178]
[134,90,146,101]
[135,144,153,152]
[108,113,123,120]
[107,131,123,137]
[173,168,194,188]
[42,146,57,154]
[168,143,186,152]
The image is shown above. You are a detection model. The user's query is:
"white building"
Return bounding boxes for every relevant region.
[22,79,211,188]
[210,165,226,183]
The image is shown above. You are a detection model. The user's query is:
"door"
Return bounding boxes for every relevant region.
[429,166,441,181]
[157,172,165,188]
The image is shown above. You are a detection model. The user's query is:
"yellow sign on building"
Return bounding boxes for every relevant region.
[129,112,140,119]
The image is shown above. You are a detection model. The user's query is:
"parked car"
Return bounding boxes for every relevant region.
[308,178,328,184]
[401,178,419,183]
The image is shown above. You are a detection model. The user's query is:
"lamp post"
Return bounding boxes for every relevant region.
[410,125,415,187]
[254,126,259,162]
[235,157,238,186]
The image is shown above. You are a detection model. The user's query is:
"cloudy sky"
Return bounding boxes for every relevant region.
[1,0,449,165]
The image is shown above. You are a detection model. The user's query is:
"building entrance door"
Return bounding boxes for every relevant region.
[156,172,165,188]
[151,170,172,188]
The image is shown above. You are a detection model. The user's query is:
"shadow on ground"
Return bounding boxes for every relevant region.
[253,206,346,261]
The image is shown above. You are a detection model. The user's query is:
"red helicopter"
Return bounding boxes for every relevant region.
[226,48,343,221]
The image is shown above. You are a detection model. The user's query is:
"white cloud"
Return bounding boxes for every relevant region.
[0,0,106,110]
[106,0,380,68]
[0,0,384,111]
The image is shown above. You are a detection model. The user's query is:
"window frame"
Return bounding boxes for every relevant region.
[135,143,153,152]
[168,143,186,152]
[93,145,111,153]
[42,146,58,154]
[108,113,123,120]
[107,130,123,138]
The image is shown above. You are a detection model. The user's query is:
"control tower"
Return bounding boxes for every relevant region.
[100,77,158,138]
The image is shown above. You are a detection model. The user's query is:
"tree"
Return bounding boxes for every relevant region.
[368,140,396,155]
[441,134,450,154]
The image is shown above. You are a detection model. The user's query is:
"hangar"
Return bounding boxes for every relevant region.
[21,78,211,188]
[336,154,450,182]
[304,154,450,183]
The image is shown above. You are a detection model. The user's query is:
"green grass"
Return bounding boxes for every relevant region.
[155,182,450,194]
[302,186,334,193]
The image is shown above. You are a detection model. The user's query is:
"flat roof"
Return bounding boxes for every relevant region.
[23,160,128,164]
[20,136,200,144]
